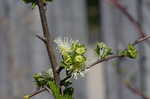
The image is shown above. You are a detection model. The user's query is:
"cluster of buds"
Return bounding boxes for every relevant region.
[95,42,112,59]
[55,38,87,78]
[33,68,54,88]
[119,44,138,59]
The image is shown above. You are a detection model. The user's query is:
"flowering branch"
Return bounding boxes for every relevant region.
[22,0,150,99]
[86,34,150,70]
[85,34,150,99]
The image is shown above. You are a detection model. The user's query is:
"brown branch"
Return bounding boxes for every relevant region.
[133,34,150,45]
[37,0,60,86]
[123,81,150,99]
[27,86,52,98]
[108,0,145,37]
[28,87,47,98]
[36,34,47,44]
[85,34,150,98]
[86,34,150,70]
[86,55,121,70]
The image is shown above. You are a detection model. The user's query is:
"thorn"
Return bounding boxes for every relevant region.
[36,34,47,44]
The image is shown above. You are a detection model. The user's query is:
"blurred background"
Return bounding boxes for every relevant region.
[0,0,150,99]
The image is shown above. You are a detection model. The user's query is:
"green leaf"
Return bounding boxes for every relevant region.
[47,81,61,98]
[33,73,47,87]
[33,69,54,88]
[47,81,74,99]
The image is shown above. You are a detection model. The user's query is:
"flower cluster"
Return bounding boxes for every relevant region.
[95,42,112,59]
[119,44,138,59]
[55,38,87,78]
[31,68,74,99]
[33,68,54,88]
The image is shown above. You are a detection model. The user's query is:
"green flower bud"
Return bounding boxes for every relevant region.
[64,56,72,65]
[33,73,42,79]
[71,41,80,50]
[127,44,137,58]
[119,44,138,59]
[95,42,112,59]
[74,55,86,63]
[33,73,47,87]
[75,47,86,55]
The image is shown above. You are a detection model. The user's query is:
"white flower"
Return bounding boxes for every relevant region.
[54,37,73,54]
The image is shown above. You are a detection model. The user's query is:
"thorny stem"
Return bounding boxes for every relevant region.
[37,0,60,86]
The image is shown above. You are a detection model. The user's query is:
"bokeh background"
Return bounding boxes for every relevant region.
[0,0,150,99]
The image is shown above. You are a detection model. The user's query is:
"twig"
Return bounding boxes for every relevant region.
[86,55,121,69]
[108,0,145,37]
[86,34,150,70]
[85,34,150,99]
[123,81,150,99]
[27,86,52,98]
[28,87,47,98]
[133,34,150,45]
[37,0,60,86]
[36,34,47,44]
